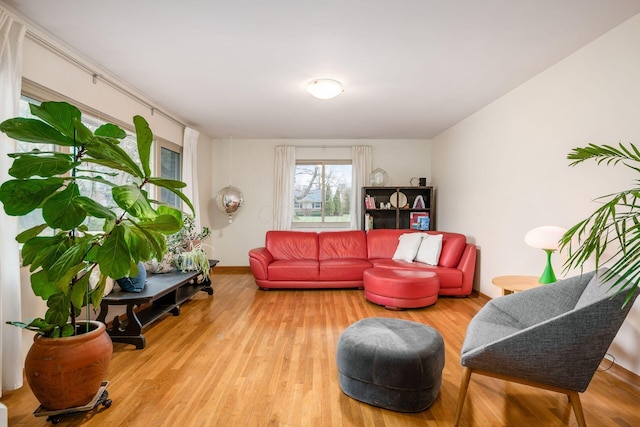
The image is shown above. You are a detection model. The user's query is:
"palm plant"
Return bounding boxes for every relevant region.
[559,142,640,305]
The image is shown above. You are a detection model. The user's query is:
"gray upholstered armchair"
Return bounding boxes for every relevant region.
[455,269,639,427]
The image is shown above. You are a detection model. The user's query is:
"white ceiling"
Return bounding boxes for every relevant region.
[3,1,640,139]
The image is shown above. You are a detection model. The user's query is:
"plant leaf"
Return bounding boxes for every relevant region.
[8,152,77,178]
[75,196,117,220]
[96,223,131,279]
[0,117,76,146]
[134,115,153,177]
[0,178,64,216]
[15,225,47,245]
[42,182,87,230]
[95,123,127,139]
[113,184,157,220]
[29,101,81,140]
[70,271,91,310]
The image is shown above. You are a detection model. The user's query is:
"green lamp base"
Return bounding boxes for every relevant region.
[539,249,557,284]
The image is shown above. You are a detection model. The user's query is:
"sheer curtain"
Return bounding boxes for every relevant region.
[273,146,295,230]
[350,146,372,230]
[0,10,25,395]
[182,127,201,230]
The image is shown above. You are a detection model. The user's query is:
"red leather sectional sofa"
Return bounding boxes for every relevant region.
[248,229,476,296]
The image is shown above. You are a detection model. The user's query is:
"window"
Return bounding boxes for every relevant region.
[293,161,352,227]
[14,88,176,234]
[158,143,182,208]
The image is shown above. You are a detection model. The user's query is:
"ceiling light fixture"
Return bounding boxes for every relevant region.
[306,79,344,99]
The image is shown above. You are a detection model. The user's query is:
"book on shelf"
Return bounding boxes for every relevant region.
[364,213,374,231]
[364,194,376,209]
[409,212,430,230]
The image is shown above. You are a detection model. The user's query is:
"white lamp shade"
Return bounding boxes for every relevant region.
[524,226,567,250]
[306,79,343,99]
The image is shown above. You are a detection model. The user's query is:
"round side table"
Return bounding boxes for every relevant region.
[492,275,541,296]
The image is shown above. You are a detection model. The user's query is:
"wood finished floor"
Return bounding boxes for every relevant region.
[2,271,640,426]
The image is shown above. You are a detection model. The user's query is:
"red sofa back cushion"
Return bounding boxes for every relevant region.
[319,230,368,260]
[366,229,467,268]
[265,231,318,260]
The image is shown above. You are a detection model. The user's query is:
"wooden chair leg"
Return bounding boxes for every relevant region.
[567,391,586,427]
[455,366,472,426]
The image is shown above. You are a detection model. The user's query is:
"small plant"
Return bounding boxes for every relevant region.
[176,242,211,274]
[165,214,211,266]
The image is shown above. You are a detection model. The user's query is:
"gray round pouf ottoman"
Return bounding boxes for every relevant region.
[336,317,444,412]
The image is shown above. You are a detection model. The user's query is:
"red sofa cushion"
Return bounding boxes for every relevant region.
[265,231,318,261]
[319,230,368,260]
[268,260,319,280]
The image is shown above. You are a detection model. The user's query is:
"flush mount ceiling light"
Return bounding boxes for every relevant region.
[306,79,344,99]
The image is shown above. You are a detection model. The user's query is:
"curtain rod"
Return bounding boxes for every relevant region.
[25,30,187,129]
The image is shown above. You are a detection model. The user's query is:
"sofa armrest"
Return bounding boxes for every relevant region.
[457,244,477,295]
[249,247,273,280]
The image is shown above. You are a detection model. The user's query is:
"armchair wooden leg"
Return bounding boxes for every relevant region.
[455,367,472,426]
[567,391,586,427]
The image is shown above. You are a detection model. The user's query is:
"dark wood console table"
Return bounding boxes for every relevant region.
[97,260,218,349]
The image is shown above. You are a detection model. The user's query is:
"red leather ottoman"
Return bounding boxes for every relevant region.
[363,268,440,310]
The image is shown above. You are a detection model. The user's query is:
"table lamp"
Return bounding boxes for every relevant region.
[524,225,567,284]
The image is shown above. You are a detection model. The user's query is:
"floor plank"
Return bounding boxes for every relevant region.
[2,272,639,426]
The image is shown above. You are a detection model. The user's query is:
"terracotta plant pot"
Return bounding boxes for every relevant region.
[25,321,113,410]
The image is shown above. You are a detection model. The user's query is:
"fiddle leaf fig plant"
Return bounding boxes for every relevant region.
[0,101,194,337]
[560,142,640,305]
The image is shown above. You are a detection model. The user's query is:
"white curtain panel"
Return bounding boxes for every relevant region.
[0,9,25,394]
[182,127,201,231]
[350,146,372,230]
[273,145,295,230]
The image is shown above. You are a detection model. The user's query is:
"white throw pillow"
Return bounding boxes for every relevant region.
[392,233,425,263]
[415,233,443,266]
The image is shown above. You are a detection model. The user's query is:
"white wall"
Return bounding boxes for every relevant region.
[208,139,431,266]
[432,14,640,374]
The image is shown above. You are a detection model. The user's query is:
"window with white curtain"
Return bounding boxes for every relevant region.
[293,160,352,228]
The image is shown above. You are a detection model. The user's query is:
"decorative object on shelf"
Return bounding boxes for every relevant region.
[370,168,389,187]
[560,142,640,304]
[412,195,425,209]
[305,78,344,99]
[410,177,427,187]
[389,191,407,208]
[410,212,430,230]
[216,185,244,223]
[525,225,567,284]
[115,262,147,293]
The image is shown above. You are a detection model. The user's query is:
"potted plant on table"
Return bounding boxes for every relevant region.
[164,214,212,274]
[0,101,194,410]
[560,142,640,305]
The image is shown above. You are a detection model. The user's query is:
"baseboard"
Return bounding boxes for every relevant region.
[211,266,251,274]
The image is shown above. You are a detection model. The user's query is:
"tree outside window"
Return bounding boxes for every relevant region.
[293,161,351,227]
